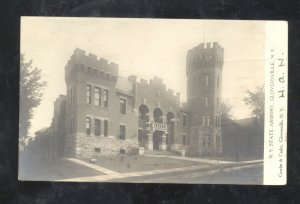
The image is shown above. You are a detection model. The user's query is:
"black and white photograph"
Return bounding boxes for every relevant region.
[18,17,287,185]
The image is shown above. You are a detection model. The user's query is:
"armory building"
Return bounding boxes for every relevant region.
[33,42,224,159]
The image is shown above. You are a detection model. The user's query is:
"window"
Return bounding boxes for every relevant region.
[207,135,211,146]
[202,134,206,146]
[94,147,101,153]
[183,114,187,127]
[119,125,126,140]
[86,85,91,104]
[217,97,219,107]
[183,135,186,145]
[205,97,208,107]
[202,116,206,126]
[203,135,210,147]
[94,119,101,136]
[70,87,74,105]
[207,116,210,127]
[86,117,91,135]
[205,75,209,87]
[120,98,126,115]
[94,87,101,106]
[103,120,108,137]
[103,89,108,107]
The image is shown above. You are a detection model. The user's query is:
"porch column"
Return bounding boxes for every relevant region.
[146,118,153,150]
[159,132,167,151]
[147,132,153,150]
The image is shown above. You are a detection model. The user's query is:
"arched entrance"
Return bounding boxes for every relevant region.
[167,112,175,150]
[153,108,163,150]
[153,108,163,123]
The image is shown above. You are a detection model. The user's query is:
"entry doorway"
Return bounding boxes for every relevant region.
[153,131,163,150]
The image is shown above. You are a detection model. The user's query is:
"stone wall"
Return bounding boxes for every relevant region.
[75,133,139,159]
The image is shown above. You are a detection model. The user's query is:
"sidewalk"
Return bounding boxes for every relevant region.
[59,156,263,182]
[144,154,263,165]
[59,158,213,182]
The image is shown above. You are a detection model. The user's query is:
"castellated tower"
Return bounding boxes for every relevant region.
[186,42,224,156]
[64,48,119,158]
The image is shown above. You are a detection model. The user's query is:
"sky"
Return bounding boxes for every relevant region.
[21,17,265,136]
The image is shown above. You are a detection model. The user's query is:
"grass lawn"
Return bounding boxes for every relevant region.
[85,154,206,173]
[19,154,103,181]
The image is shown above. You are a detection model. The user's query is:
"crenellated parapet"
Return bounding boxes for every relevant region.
[186,42,224,76]
[65,48,119,83]
[137,76,179,100]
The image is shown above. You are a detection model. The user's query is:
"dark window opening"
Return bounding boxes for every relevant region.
[119,125,126,140]
[94,147,101,153]
[120,98,126,115]
[94,119,101,136]
[183,114,187,127]
[104,120,108,137]
[86,85,91,104]
[103,89,108,107]
[94,87,101,106]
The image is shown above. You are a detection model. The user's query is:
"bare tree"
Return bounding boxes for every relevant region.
[20,54,47,139]
[221,99,233,120]
[243,85,265,120]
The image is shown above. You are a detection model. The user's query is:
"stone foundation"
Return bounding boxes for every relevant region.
[72,133,139,159]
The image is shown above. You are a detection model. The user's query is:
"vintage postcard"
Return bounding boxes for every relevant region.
[19,17,287,185]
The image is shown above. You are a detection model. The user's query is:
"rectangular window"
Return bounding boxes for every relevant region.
[202,116,206,126]
[70,87,73,105]
[120,98,126,115]
[94,147,101,153]
[205,75,209,87]
[207,116,210,127]
[86,117,91,135]
[104,120,108,137]
[119,125,126,140]
[217,97,219,107]
[207,135,211,146]
[183,114,187,127]
[205,97,208,107]
[94,119,101,136]
[202,134,206,146]
[94,87,101,106]
[86,85,91,104]
[103,89,108,107]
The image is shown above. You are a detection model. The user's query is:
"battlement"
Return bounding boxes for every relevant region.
[137,76,180,99]
[65,48,119,77]
[186,42,224,74]
[187,42,224,61]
